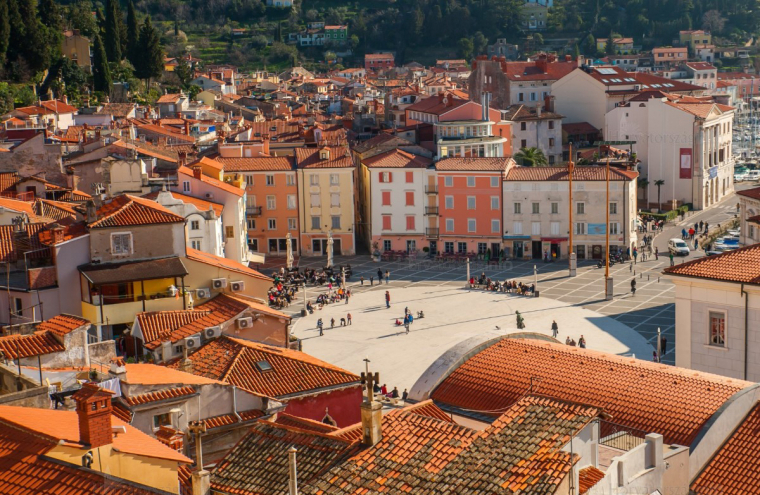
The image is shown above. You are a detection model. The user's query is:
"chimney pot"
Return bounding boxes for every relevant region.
[193,167,202,180]
[85,200,98,224]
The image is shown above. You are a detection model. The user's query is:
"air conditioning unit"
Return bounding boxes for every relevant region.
[237,317,253,329]
[230,281,245,292]
[205,192,214,199]
[204,326,222,339]
[184,335,201,349]
[212,278,228,289]
[196,287,211,299]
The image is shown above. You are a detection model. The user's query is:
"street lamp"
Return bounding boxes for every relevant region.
[534,264,538,297]
[605,156,613,301]
[568,143,577,277]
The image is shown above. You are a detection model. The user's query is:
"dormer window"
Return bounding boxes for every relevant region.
[320,149,330,160]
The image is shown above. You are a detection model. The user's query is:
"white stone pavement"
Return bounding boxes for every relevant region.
[292,285,654,395]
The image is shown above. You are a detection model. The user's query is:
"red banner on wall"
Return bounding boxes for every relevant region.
[679,148,692,179]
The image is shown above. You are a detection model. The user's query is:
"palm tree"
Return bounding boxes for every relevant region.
[654,179,665,210]
[515,147,548,167]
[638,177,649,208]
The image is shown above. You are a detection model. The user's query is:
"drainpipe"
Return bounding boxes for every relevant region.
[231,385,241,421]
[742,283,749,380]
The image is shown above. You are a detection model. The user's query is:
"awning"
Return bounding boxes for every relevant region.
[79,257,188,285]
[504,235,531,240]
[542,237,568,242]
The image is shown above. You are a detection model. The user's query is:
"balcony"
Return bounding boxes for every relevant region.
[425,207,439,216]
[246,206,263,216]
[425,185,438,194]
[425,228,439,239]
[82,294,190,326]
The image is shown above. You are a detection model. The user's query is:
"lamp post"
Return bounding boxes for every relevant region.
[465,257,470,288]
[301,281,307,317]
[605,157,613,300]
[568,143,577,277]
[534,264,538,297]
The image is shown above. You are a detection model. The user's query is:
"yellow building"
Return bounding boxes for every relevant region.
[596,37,634,54]
[296,146,357,256]
[61,30,91,70]
[679,30,712,47]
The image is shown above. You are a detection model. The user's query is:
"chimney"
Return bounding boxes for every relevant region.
[193,167,202,180]
[52,226,65,244]
[85,200,98,224]
[178,151,187,168]
[360,370,382,446]
[62,95,68,105]
[565,54,572,62]
[288,447,299,495]
[536,104,542,118]
[185,120,191,136]
[72,383,114,448]
[544,94,554,112]
[536,55,548,74]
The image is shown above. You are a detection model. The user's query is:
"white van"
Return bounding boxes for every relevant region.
[747,170,760,181]
[668,238,690,256]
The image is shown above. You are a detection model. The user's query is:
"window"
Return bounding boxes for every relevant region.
[268,219,276,230]
[190,220,200,231]
[111,233,132,255]
[383,240,392,251]
[191,240,201,250]
[266,175,275,186]
[379,172,392,183]
[491,196,499,210]
[550,222,560,235]
[532,203,540,214]
[576,202,585,214]
[286,175,295,186]
[182,181,190,192]
[609,202,618,214]
[468,219,476,232]
[521,139,527,148]
[245,175,254,186]
[266,196,276,210]
[532,222,541,235]
[247,219,256,229]
[331,216,340,229]
[551,202,558,214]
[445,218,454,232]
[513,222,523,234]
[444,176,453,187]
[153,413,172,429]
[444,241,454,253]
[405,191,415,206]
[520,122,527,131]
[575,222,586,234]
[331,193,340,207]
[467,177,476,187]
[491,176,499,187]
[467,196,476,209]
[288,218,297,230]
[310,174,319,186]
[514,203,521,214]
[610,222,620,235]
[518,92,524,101]
[548,138,555,146]
[445,196,454,209]
[406,216,415,230]
[382,215,391,230]
[330,174,339,185]
[457,242,467,254]
[709,312,725,347]
[406,171,414,183]
[311,216,320,229]
[548,121,554,130]
[287,195,296,209]
[12,297,22,317]
[491,219,500,233]
[247,195,256,208]
[310,194,320,207]
[382,191,391,206]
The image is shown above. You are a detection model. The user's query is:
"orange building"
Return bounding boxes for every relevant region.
[218,156,300,255]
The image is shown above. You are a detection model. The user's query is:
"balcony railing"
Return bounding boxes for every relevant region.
[599,420,647,452]
[425,228,439,239]
[246,206,262,216]
[425,186,438,194]
[425,207,439,216]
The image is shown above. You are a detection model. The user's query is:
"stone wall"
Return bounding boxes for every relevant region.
[28,266,57,289]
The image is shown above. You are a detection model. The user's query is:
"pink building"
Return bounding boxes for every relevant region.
[365,53,395,71]
[717,72,760,97]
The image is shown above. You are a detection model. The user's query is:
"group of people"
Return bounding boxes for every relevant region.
[373,383,408,402]
[306,287,352,314]
[469,274,535,295]
[315,312,353,336]
[639,215,664,233]
[267,282,297,309]
[565,335,587,348]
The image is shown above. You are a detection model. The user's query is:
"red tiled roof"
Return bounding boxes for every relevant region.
[691,402,760,495]
[34,198,80,221]
[216,156,295,172]
[586,67,703,92]
[296,146,354,169]
[430,338,751,446]
[562,122,599,134]
[112,401,134,423]
[137,310,208,350]
[0,223,47,262]
[167,335,359,399]
[365,53,394,60]
[499,58,578,82]
[35,314,89,336]
[405,93,470,116]
[0,172,19,194]
[362,148,432,169]
[89,194,185,228]
[579,466,605,494]
[178,166,245,197]
[39,99,78,114]
[274,413,340,434]
[142,190,224,217]
[137,123,196,143]
[202,409,264,429]
[736,186,760,201]
[123,363,223,386]
[0,331,64,359]
[435,157,514,172]
[506,165,638,181]
[664,243,760,285]
[185,248,271,281]
[157,93,182,103]
[123,386,197,406]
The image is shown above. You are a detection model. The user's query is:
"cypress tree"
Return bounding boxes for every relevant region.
[0,0,10,66]
[17,0,50,73]
[6,0,23,63]
[92,33,112,93]
[104,0,121,61]
[126,0,138,65]
[96,7,106,35]
[135,16,162,82]
[38,0,61,31]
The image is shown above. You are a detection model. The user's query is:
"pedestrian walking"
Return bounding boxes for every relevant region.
[402,389,408,401]
[317,318,323,336]
[655,247,659,260]
[403,313,410,334]
[681,228,687,239]
[385,290,390,309]
[360,276,364,285]
[630,278,636,296]
[551,320,558,338]
[370,276,374,286]
[661,336,667,355]
[704,222,709,233]
[695,238,699,250]
[579,335,586,348]
[669,252,674,267]
[652,351,659,363]
[347,313,352,325]
[377,269,383,284]
[330,318,335,329]
[385,270,390,284]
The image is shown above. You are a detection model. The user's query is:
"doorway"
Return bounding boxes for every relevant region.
[429,241,437,255]
[531,241,542,259]
[406,240,416,253]
[551,243,561,259]
[491,243,502,259]
[313,238,342,256]
[513,241,523,259]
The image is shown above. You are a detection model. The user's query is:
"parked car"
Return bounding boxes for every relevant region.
[668,238,691,256]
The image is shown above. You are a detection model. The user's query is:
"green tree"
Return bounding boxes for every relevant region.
[68,0,97,37]
[407,7,424,44]
[92,33,112,93]
[654,179,665,209]
[457,37,474,61]
[135,16,163,82]
[515,147,548,167]
[0,0,10,66]
[126,0,139,65]
[573,43,580,60]
[173,58,193,89]
[105,0,122,62]
[17,0,53,75]
[473,31,488,57]
[605,34,616,55]
[638,177,650,207]
[96,7,105,35]
[38,0,61,32]
[582,34,595,55]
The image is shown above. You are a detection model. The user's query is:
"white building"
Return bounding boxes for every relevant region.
[501,103,563,165]
[666,244,760,382]
[151,189,225,257]
[503,165,638,260]
[190,75,236,95]
[435,120,508,159]
[606,91,734,210]
[737,187,760,245]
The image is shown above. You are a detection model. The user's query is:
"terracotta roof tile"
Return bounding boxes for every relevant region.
[362,148,432,168]
[202,409,264,429]
[664,243,760,285]
[405,93,470,115]
[737,186,760,201]
[123,386,197,406]
[274,413,340,433]
[123,363,222,386]
[579,466,605,494]
[296,146,354,169]
[0,331,64,359]
[436,157,514,172]
[89,194,185,228]
[178,166,245,197]
[112,401,134,423]
[39,99,78,114]
[167,335,359,399]
[142,190,224,217]
[499,58,578,82]
[506,165,638,181]
[185,248,271,281]
[34,198,80,221]
[430,338,751,446]
[137,123,196,143]
[157,93,182,103]
[35,314,89,336]
[691,401,760,495]
[216,156,295,172]
[0,223,48,262]
[0,172,19,194]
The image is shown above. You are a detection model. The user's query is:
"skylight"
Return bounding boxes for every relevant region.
[255,360,273,372]
[598,68,617,75]
[602,79,609,83]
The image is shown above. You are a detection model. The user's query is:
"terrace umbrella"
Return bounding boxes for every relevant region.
[326,231,334,268]
[286,232,294,270]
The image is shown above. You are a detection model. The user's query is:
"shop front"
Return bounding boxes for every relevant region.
[504,235,532,259]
